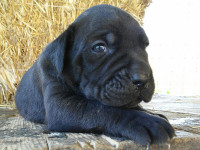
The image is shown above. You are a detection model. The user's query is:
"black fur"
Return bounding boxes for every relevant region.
[15,5,175,145]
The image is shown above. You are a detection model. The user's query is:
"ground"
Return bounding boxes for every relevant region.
[0,94,200,150]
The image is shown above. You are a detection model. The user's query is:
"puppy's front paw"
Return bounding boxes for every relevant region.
[117,111,175,145]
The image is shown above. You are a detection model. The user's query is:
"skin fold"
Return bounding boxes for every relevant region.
[15,4,175,145]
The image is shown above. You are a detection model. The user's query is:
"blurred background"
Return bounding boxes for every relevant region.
[144,0,200,96]
[0,0,199,106]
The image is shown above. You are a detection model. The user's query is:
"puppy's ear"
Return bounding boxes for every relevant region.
[53,25,74,74]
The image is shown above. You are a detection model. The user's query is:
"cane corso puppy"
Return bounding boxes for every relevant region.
[15,4,175,145]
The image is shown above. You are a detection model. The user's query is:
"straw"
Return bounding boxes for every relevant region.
[0,0,151,106]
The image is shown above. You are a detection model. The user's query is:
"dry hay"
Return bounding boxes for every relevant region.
[0,0,151,106]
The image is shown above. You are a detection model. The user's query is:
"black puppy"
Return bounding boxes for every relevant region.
[15,4,175,145]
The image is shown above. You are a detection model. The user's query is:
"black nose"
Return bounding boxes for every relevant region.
[131,73,148,87]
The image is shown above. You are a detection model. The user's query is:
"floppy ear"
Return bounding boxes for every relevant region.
[53,25,74,74]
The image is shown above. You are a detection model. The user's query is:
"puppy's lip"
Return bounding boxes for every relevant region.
[123,98,142,108]
[142,98,151,103]
[101,86,140,107]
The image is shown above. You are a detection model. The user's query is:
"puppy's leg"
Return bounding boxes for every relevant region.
[134,105,169,121]
[43,82,175,145]
[15,66,45,123]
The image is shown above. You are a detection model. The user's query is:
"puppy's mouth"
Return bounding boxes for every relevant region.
[100,69,152,107]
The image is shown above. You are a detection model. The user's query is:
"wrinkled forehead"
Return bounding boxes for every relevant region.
[75,5,126,23]
[75,5,140,32]
[73,5,147,44]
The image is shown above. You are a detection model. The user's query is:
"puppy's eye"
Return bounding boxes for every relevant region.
[92,44,107,53]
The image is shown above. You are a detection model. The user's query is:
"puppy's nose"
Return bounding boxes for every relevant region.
[131,73,148,87]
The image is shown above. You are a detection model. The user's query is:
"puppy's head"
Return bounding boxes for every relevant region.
[54,5,155,107]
